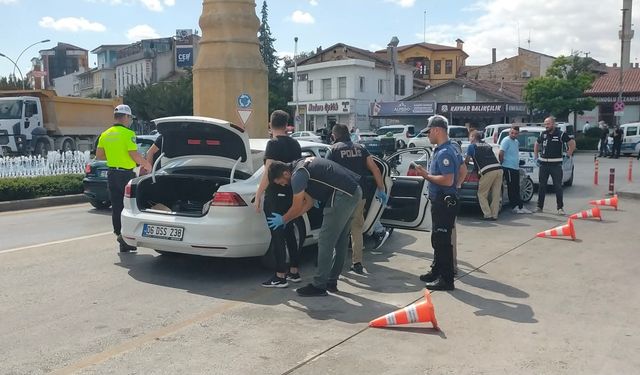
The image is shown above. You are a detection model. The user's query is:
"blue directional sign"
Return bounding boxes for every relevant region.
[237,93,252,108]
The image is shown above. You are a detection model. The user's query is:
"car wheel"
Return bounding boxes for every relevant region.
[34,140,51,157]
[521,177,534,202]
[89,199,111,209]
[563,166,574,187]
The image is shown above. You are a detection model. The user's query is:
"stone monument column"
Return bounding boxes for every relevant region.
[194,0,269,138]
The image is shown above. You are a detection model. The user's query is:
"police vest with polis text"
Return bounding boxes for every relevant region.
[472,142,501,176]
[539,128,568,163]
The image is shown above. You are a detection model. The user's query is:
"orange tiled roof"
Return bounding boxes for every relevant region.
[585,68,640,95]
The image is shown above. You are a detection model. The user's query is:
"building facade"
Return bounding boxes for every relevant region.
[460,48,555,82]
[288,43,414,131]
[39,43,88,89]
[583,67,640,129]
[376,40,468,86]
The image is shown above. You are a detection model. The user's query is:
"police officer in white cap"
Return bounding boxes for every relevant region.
[96,104,152,253]
[412,115,466,290]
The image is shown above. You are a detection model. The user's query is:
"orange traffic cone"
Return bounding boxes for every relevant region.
[536,219,576,240]
[569,206,602,221]
[369,290,438,329]
[589,195,618,210]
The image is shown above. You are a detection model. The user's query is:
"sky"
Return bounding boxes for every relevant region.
[0,0,639,79]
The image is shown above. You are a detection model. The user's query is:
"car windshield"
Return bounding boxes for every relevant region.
[376,128,404,135]
[518,132,540,152]
[449,127,469,139]
[0,100,23,120]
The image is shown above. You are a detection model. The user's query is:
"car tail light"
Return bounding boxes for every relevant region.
[211,192,247,206]
[124,181,132,198]
[84,164,92,174]
[465,172,479,183]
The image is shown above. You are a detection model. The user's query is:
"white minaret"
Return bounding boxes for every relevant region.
[620,0,634,68]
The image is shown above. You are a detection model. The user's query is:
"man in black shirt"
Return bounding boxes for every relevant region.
[255,110,302,288]
[612,126,623,159]
[267,157,362,297]
[327,124,387,274]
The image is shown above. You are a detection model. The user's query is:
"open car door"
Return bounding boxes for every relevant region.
[379,147,432,231]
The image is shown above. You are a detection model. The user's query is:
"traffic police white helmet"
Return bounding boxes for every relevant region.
[114,104,133,116]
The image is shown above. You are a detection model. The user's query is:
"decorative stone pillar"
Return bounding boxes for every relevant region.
[194,0,268,138]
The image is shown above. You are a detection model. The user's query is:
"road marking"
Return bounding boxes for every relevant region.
[0,232,112,255]
[51,288,268,374]
[0,203,89,216]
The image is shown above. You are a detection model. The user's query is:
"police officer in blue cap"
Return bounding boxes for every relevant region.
[413,115,466,290]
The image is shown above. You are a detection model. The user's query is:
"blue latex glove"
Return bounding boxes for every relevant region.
[314,200,321,209]
[267,213,285,230]
[375,189,388,205]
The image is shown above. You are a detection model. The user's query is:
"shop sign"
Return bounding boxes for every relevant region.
[592,95,640,104]
[438,103,504,114]
[306,100,351,114]
[370,101,435,116]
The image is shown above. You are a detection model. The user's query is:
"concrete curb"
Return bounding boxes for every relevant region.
[0,194,87,212]
[618,188,640,200]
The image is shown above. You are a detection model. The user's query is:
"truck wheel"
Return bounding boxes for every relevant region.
[34,140,51,157]
[62,139,76,152]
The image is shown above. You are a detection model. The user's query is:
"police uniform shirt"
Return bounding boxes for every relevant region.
[97,124,137,169]
[428,140,463,199]
[327,141,371,192]
[290,157,360,205]
[466,142,501,176]
[536,128,570,163]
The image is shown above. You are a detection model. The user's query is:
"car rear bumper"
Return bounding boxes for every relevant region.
[120,205,272,258]
[82,178,109,201]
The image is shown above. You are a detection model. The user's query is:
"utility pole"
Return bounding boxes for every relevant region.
[618,4,631,126]
[294,37,300,131]
[423,11,427,43]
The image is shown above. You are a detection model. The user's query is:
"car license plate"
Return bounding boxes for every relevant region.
[99,170,108,178]
[142,224,184,241]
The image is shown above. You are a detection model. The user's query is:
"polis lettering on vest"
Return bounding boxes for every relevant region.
[340,148,363,158]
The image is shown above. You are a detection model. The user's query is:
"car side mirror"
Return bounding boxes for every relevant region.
[519,159,525,166]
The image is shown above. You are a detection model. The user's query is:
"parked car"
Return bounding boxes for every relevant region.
[82,135,158,209]
[407,146,534,207]
[290,131,322,143]
[407,125,469,148]
[375,124,416,148]
[119,116,431,261]
[483,124,512,144]
[619,122,640,156]
[497,127,575,186]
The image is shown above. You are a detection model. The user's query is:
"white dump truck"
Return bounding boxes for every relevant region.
[0,90,121,156]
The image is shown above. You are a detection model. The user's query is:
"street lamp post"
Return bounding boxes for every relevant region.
[13,39,50,78]
[0,52,25,89]
[294,36,300,131]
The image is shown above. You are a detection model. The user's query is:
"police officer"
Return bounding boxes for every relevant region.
[267,157,362,297]
[534,116,575,215]
[327,124,387,274]
[465,130,503,220]
[413,115,466,291]
[96,104,152,252]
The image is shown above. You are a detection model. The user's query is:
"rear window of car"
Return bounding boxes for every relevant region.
[449,127,469,139]
[376,127,404,135]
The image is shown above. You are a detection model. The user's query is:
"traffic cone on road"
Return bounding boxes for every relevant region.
[369,290,438,329]
[536,219,576,240]
[589,195,618,210]
[569,206,602,221]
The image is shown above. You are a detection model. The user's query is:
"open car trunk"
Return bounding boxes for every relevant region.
[136,167,250,217]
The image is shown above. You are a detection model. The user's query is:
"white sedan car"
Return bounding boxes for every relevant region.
[497,127,575,186]
[121,116,431,260]
[290,131,322,143]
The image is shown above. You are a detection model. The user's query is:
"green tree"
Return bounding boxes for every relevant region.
[523,54,597,121]
[258,0,278,77]
[0,75,31,90]
[123,69,193,122]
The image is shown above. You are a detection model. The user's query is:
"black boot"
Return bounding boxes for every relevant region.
[117,235,137,253]
[419,271,439,283]
[425,276,454,291]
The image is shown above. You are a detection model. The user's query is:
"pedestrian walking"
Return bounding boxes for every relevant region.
[612,126,623,159]
[412,115,466,291]
[327,124,387,274]
[598,121,609,157]
[96,104,152,253]
[267,157,362,296]
[465,130,503,220]
[534,116,576,215]
[499,125,531,214]
[254,110,302,288]
[583,121,592,132]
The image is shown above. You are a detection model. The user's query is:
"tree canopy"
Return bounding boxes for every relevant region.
[123,70,193,122]
[0,75,31,90]
[524,54,597,120]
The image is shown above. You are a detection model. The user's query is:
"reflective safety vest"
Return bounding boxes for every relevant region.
[538,129,566,163]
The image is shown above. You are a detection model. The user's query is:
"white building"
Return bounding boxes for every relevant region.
[288,43,414,131]
[52,67,86,96]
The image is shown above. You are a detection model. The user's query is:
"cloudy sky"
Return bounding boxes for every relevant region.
[0,0,638,78]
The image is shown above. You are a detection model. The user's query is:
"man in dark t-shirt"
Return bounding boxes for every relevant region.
[267,157,362,297]
[255,110,302,288]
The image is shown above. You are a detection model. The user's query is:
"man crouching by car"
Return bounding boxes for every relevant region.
[267,158,362,297]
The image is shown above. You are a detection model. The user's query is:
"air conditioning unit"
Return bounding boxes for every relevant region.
[521,70,532,78]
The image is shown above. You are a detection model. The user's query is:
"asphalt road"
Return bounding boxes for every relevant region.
[1,154,639,374]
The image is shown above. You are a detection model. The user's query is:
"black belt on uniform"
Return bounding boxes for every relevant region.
[108,167,134,171]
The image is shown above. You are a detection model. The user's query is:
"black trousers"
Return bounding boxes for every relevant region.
[599,140,608,157]
[537,162,563,210]
[107,169,135,236]
[264,187,300,274]
[504,167,522,209]
[613,141,622,158]
[430,194,459,283]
